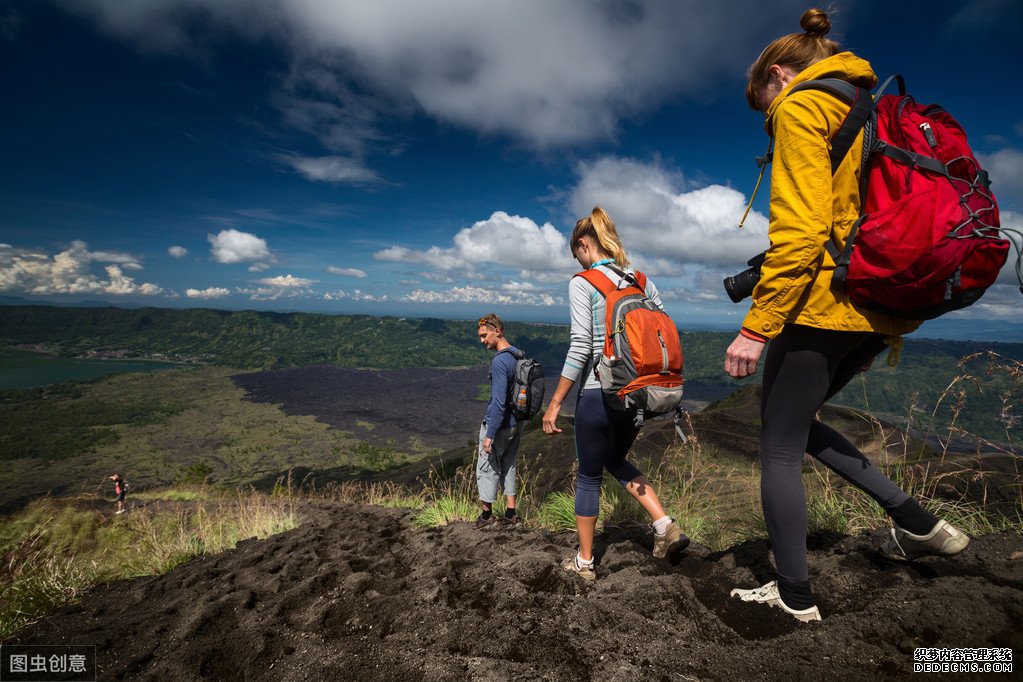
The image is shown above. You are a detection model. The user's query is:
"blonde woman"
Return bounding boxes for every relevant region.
[543,206,688,580]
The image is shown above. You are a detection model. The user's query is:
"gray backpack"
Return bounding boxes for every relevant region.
[492,348,545,420]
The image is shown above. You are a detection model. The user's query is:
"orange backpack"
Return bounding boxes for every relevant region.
[576,266,684,424]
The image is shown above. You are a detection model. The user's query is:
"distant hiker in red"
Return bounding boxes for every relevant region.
[473,314,523,529]
[543,207,688,581]
[110,474,127,514]
[724,8,969,622]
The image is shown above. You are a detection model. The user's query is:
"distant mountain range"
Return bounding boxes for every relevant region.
[2,296,1020,342]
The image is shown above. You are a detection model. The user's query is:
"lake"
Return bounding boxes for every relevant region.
[0,348,184,389]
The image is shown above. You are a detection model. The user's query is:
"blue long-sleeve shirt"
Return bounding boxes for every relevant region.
[484,346,520,439]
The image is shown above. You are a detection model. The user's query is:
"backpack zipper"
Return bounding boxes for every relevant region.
[657,329,669,374]
[945,266,961,300]
[919,122,938,148]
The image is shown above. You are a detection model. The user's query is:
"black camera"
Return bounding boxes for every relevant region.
[723,251,767,303]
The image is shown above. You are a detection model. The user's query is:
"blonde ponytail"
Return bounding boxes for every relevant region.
[570,206,630,267]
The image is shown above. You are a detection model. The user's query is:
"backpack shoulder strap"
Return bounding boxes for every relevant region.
[496,347,523,360]
[632,270,648,291]
[575,269,616,298]
[787,77,876,284]
[787,77,873,174]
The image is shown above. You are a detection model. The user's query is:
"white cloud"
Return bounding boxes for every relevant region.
[255,274,316,287]
[402,285,560,307]
[0,241,164,296]
[658,287,721,303]
[323,289,388,302]
[993,210,1023,286]
[326,266,367,278]
[248,262,272,272]
[278,154,381,185]
[208,228,273,265]
[517,269,571,284]
[953,283,1023,320]
[569,156,769,268]
[375,211,576,274]
[59,0,804,149]
[978,147,1023,208]
[168,245,189,258]
[186,287,230,299]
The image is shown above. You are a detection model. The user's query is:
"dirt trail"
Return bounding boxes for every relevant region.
[8,502,1021,680]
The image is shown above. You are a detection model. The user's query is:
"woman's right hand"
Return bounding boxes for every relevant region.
[542,401,563,434]
[724,332,766,378]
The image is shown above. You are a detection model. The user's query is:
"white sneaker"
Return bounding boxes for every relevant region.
[729,580,821,622]
[881,520,969,561]
[115,509,125,514]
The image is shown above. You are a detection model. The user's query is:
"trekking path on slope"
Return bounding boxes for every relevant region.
[8,502,1022,680]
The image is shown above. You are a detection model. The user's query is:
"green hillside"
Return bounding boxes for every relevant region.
[1,305,1020,443]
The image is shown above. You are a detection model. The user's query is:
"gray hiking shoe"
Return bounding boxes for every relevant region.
[499,514,522,527]
[561,555,596,581]
[472,514,498,530]
[881,520,970,561]
[652,521,690,559]
[729,581,822,622]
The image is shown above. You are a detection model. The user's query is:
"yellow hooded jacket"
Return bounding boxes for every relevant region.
[741,52,920,340]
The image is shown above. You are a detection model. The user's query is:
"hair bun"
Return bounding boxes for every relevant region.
[800,8,831,37]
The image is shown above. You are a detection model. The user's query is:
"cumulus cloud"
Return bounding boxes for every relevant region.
[185,287,230,299]
[0,241,163,296]
[326,266,367,278]
[994,210,1023,286]
[168,245,188,258]
[208,228,273,265]
[402,285,560,307]
[59,0,804,149]
[323,289,388,302]
[255,274,316,287]
[978,147,1023,208]
[375,211,576,274]
[569,156,769,268]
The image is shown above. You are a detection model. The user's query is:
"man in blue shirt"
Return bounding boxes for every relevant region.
[474,314,522,529]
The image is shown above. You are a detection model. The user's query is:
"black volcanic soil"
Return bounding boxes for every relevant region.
[9,501,1022,680]
[232,366,500,450]
[231,366,723,452]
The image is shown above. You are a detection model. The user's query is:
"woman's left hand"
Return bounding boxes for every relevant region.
[724,333,766,378]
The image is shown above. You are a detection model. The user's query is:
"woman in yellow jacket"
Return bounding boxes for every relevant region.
[724,8,969,622]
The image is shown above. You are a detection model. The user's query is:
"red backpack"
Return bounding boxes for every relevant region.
[790,76,1021,319]
[575,266,683,424]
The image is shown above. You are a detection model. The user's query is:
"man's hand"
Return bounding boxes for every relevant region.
[724,333,767,378]
[482,436,493,454]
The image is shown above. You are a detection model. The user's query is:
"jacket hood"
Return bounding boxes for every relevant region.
[764,51,878,123]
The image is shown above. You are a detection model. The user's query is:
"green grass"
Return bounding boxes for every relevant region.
[0,488,298,639]
[412,496,479,528]
[0,367,437,512]
[534,492,577,531]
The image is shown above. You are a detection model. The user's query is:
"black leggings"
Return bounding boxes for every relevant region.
[760,325,911,584]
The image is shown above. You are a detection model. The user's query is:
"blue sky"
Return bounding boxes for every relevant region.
[1,0,1021,331]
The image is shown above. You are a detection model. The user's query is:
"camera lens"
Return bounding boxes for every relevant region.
[723,267,761,303]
